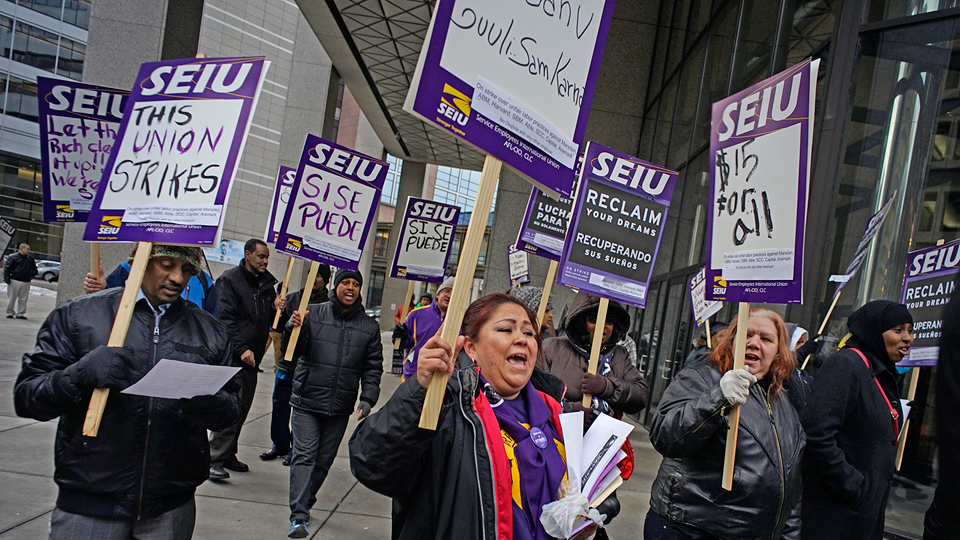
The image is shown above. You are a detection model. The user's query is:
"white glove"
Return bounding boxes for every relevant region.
[719,369,757,405]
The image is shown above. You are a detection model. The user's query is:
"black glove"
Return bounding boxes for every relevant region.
[565,400,600,432]
[392,323,408,342]
[796,334,824,362]
[179,394,229,426]
[356,400,373,419]
[64,345,137,390]
[581,372,612,397]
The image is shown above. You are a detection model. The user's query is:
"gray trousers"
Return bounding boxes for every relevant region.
[6,279,29,316]
[49,499,195,540]
[209,365,257,465]
[288,409,349,522]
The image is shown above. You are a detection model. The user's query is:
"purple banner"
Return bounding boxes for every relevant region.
[404,0,616,198]
[37,77,128,223]
[898,240,960,367]
[390,197,460,283]
[517,185,575,261]
[705,58,820,304]
[557,141,678,308]
[276,135,386,271]
[83,57,268,245]
[267,165,296,245]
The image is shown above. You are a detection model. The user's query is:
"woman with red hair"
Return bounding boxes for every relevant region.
[645,309,805,540]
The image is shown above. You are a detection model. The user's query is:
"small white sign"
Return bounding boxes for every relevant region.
[303,233,362,260]
[722,248,795,281]
[122,204,223,226]
[588,273,646,299]
[69,196,94,211]
[829,274,852,283]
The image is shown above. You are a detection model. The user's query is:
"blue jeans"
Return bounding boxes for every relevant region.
[643,510,723,540]
[288,409,349,522]
[270,373,293,454]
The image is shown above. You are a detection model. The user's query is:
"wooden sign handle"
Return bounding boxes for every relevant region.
[82,241,153,437]
[394,280,416,350]
[419,155,501,430]
[272,256,296,329]
[536,259,558,330]
[801,290,841,370]
[705,318,712,349]
[283,261,319,361]
[895,366,920,470]
[582,297,610,408]
[89,242,100,277]
[721,302,751,490]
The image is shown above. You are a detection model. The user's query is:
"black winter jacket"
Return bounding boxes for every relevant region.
[4,251,37,282]
[215,261,277,367]
[274,286,327,374]
[648,361,804,540]
[13,288,241,520]
[349,352,565,540]
[285,289,382,415]
[800,345,903,540]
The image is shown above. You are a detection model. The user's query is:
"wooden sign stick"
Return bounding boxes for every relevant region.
[721,301,751,490]
[895,366,920,470]
[82,241,153,437]
[284,261,319,361]
[705,319,712,349]
[536,259,559,329]
[801,290,841,370]
[90,242,100,279]
[419,154,501,430]
[582,297,610,408]
[394,280,416,350]
[272,256,296,328]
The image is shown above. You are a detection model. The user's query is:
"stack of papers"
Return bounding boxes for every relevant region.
[559,412,634,507]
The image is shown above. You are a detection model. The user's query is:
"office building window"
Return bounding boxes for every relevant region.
[12,20,58,71]
[373,228,389,259]
[4,75,38,122]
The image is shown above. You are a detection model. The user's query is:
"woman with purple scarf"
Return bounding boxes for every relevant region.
[349,293,595,540]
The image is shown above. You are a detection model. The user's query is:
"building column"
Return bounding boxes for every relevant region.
[59,0,203,304]
[352,109,384,304]
[380,161,427,329]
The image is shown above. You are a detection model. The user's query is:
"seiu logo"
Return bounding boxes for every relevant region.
[99,216,122,235]
[713,276,727,295]
[437,84,470,127]
[56,205,74,219]
[286,239,301,252]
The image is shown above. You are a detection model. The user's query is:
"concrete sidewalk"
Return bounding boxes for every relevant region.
[0,289,659,539]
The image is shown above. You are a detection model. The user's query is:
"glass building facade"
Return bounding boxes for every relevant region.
[633,1,960,536]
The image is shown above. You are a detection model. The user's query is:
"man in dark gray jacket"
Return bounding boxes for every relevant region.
[4,242,38,318]
[283,268,383,538]
[14,244,240,540]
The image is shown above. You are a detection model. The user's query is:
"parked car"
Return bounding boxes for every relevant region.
[36,260,60,282]
[365,305,380,324]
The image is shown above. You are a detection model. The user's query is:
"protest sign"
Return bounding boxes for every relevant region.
[83,56,269,245]
[390,197,459,283]
[37,78,128,222]
[276,135,386,270]
[509,243,531,286]
[830,193,897,290]
[518,185,575,260]
[0,216,16,254]
[203,237,247,265]
[267,165,296,244]
[705,58,820,304]
[690,267,722,327]
[899,239,960,367]
[558,141,678,308]
[404,0,616,198]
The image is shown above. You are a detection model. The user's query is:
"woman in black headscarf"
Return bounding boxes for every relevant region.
[800,300,914,540]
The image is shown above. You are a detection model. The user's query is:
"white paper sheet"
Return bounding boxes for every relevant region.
[559,411,584,487]
[121,359,240,399]
[580,414,634,497]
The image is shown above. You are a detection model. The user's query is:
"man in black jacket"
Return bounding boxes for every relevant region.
[283,268,383,538]
[14,244,241,540]
[259,263,331,465]
[209,238,284,480]
[4,242,38,319]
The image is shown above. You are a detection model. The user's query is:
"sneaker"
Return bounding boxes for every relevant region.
[208,465,230,480]
[223,457,249,472]
[288,520,309,538]
[14,315,26,319]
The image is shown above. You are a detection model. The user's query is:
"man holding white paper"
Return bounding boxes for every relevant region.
[14,244,241,540]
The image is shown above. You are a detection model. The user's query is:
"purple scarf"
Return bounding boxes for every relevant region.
[480,376,567,540]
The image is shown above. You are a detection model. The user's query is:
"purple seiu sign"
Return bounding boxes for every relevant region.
[705,58,820,304]
[267,165,296,245]
[276,135,386,271]
[390,197,459,283]
[690,267,722,328]
[898,239,960,367]
[404,0,616,198]
[518,182,576,261]
[509,243,531,287]
[0,215,16,254]
[37,77,128,223]
[83,57,269,245]
[558,141,678,308]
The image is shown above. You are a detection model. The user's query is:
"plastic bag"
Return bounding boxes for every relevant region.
[539,490,604,539]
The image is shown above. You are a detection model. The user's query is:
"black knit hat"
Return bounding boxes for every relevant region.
[317,263,331,284]
[334,268,363,289]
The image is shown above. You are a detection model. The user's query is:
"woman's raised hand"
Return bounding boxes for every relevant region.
[416,327,460,389]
